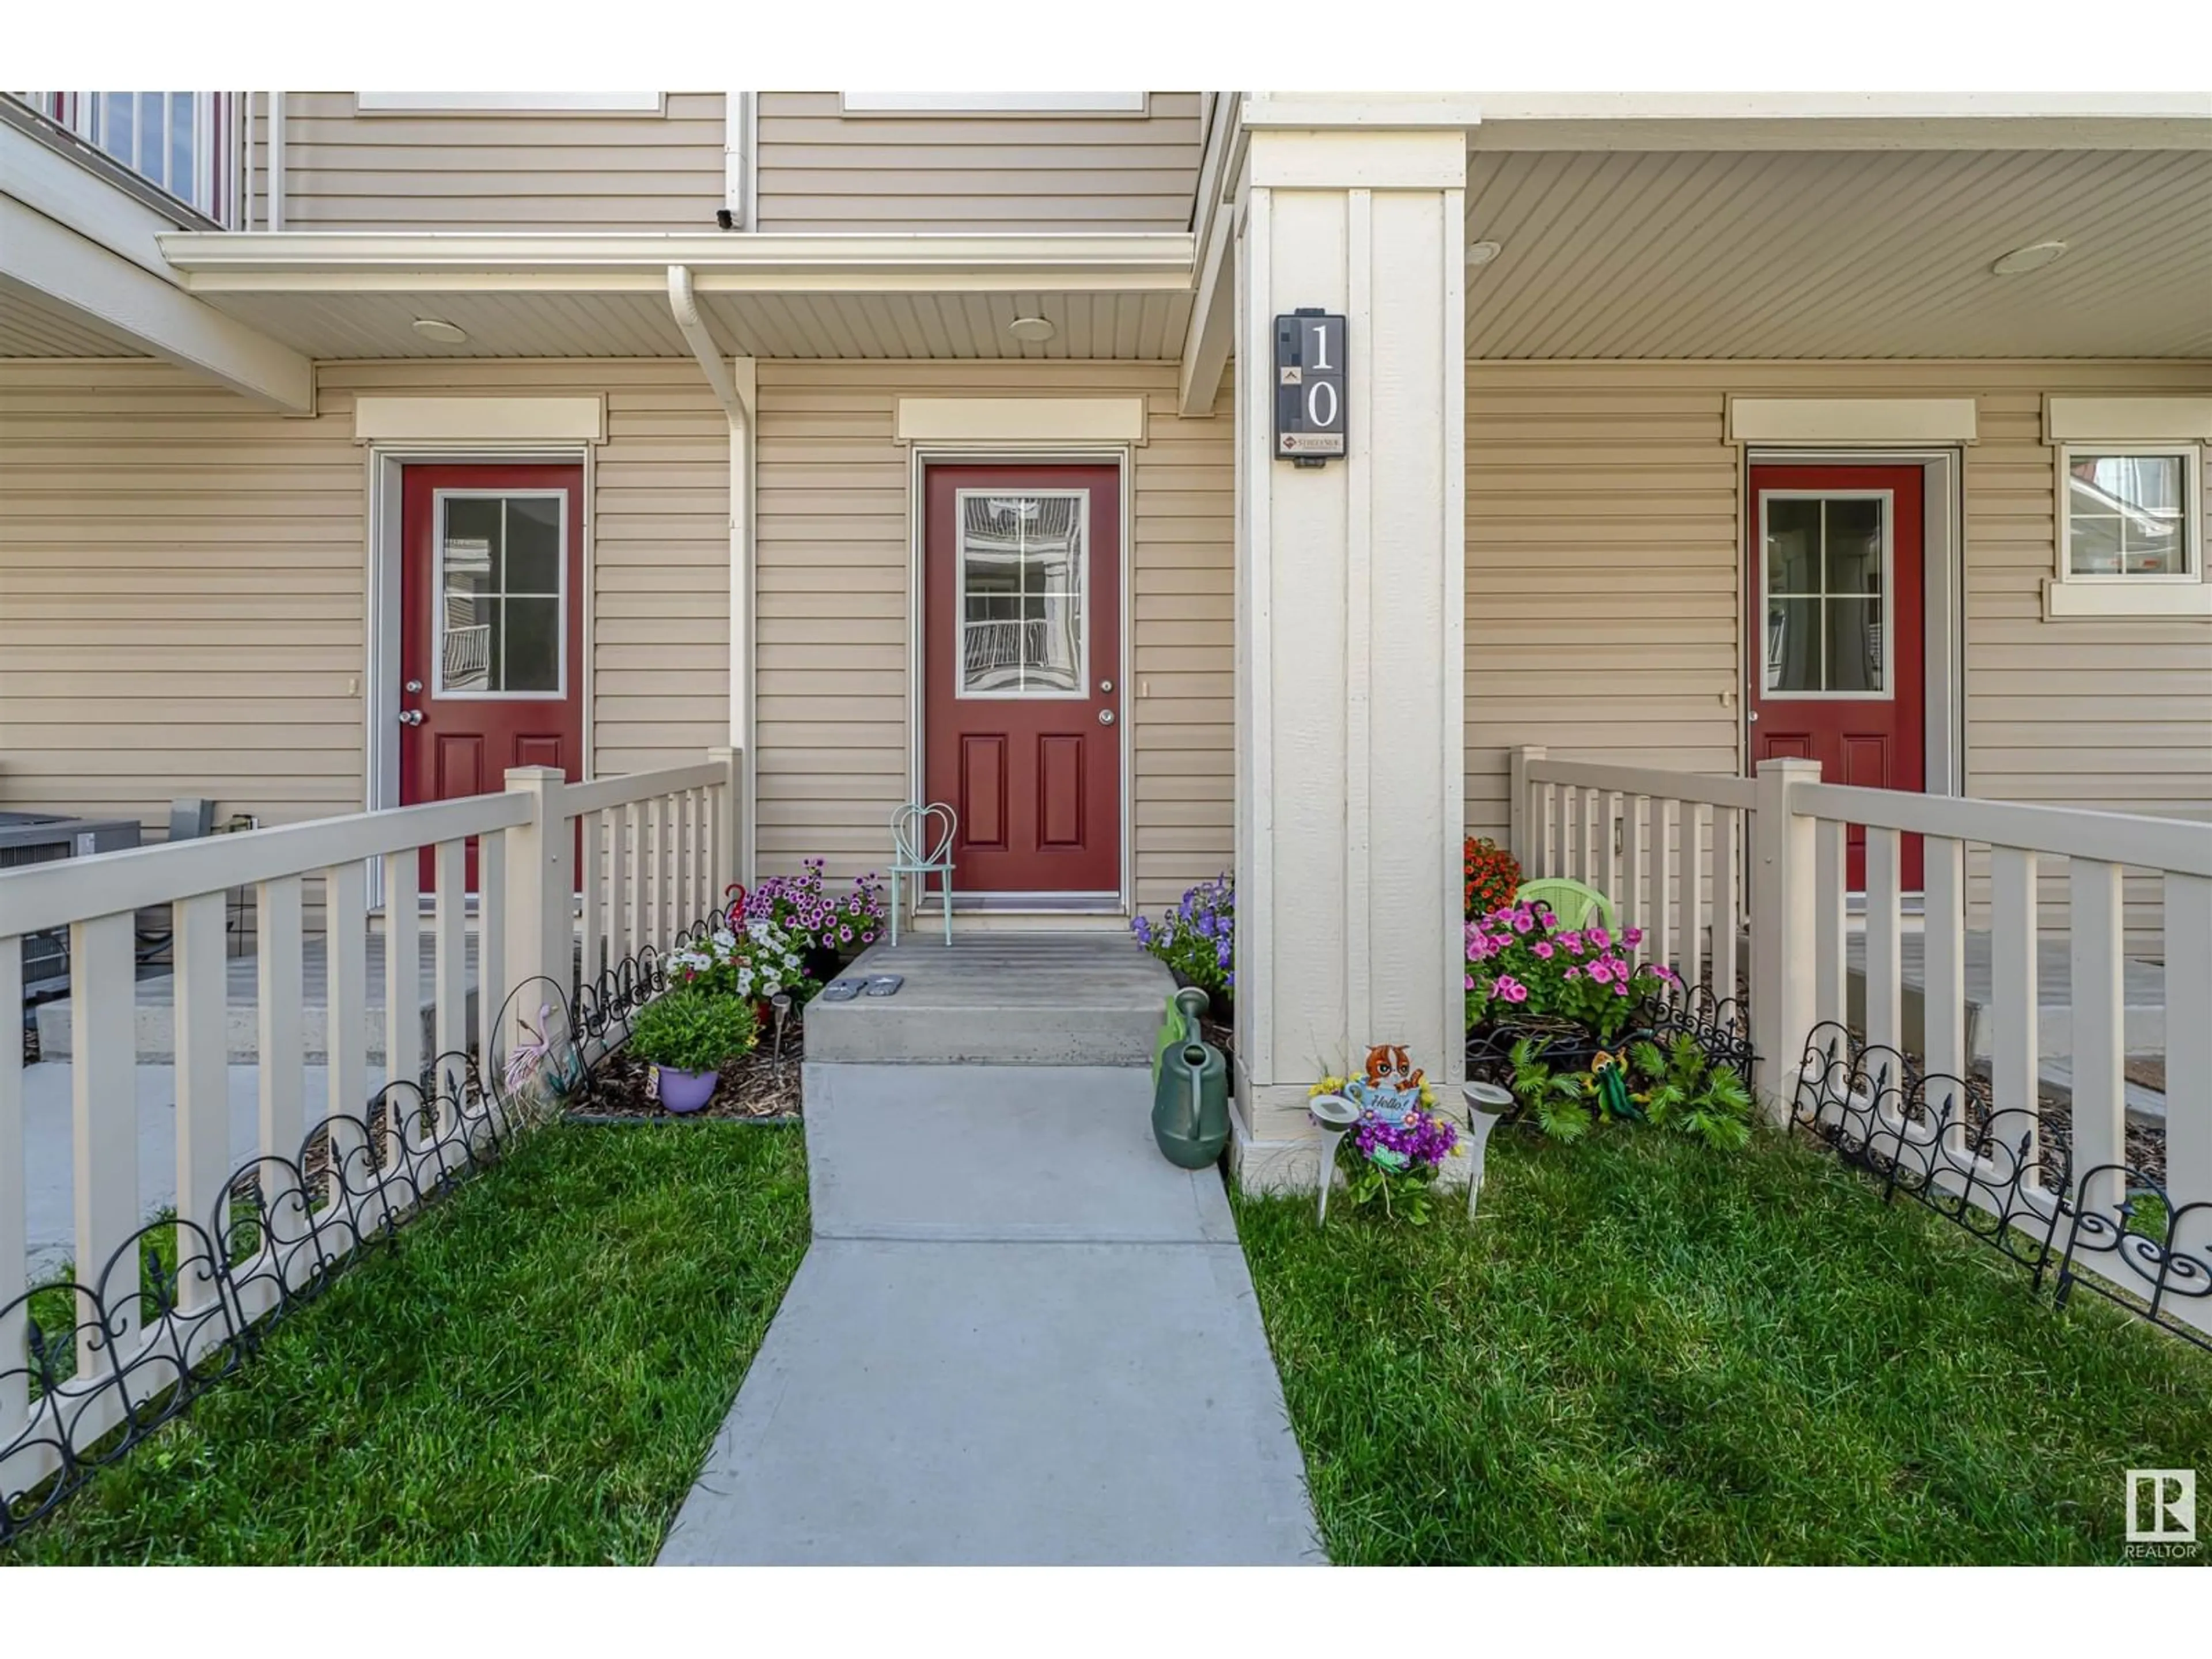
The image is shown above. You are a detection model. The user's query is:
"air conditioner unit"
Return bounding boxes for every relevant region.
[1,811,144,1000]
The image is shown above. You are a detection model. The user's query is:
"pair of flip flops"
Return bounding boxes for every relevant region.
[819,974,904,1002]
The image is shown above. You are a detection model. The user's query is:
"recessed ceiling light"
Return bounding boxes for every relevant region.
[1991,240,2069,276]
[411,317,468,343]
[1466,239,1503,267]
[1007,315,1056,343]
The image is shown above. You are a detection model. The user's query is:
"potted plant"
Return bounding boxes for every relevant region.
[627,986,759,1114]
[1464,901,1679,1073]
[1131,872,1235,1020]
[736,861,889,984]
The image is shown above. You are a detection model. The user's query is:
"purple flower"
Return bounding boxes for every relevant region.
[1532,941,1554,959]
[1623,926,1645,947]
[1589,926,1612,950]
[1493,974,1528,1005]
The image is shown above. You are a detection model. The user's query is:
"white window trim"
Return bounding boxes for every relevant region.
[355,92,664,115]
[952,488,1092,702]
[431,488,570,703]
[1758,488,1896,702]
[840,92,1147,116]
[2047,442,2207,620]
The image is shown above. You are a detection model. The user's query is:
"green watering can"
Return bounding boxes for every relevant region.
[1151,986,1230,1169]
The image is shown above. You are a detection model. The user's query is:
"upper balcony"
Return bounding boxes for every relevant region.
[5,91,244,228]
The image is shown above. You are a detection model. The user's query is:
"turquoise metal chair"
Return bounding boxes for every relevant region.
[889,802,957,947]
[1514,877,1619,933]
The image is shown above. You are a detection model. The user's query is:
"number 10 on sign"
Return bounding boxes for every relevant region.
[1275,312,1347,460]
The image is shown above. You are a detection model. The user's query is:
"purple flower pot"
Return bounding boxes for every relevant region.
[655,1065,718,1115]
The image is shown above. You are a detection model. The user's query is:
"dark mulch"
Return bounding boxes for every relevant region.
[568,1008,808,1122]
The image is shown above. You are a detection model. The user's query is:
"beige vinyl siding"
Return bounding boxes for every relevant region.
[0,358,726,832]
[1464,359,2212,938]
[753,361,1232,907]
[754,93,1203,232]
[249,93,726,230]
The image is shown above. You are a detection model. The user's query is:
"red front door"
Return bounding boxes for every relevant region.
[1747,464,1925,889]
[923,465,1122,899]
[400,464,585,887]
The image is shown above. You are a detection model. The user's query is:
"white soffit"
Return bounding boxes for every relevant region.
[203,289,1192,361]
[353,395,607,444]
[2046,395,2212,441]
[896,397,1147,445]
[0,287,152,357]
[1464,147,2212,358]
[1728,397,1979,445]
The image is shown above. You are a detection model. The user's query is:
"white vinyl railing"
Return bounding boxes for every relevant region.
[1508,746,2212,1340]
[0,749,739,1510]
[1509,744,1752,999]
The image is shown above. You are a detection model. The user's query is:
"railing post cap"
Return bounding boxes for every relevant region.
[503,766,566,787]
[1755,757,1823,779]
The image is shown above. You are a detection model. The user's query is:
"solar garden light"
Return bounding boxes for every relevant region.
[1306,1094,1363,1227]
[1461,1081,1516,1221]
[770,993,793,1069]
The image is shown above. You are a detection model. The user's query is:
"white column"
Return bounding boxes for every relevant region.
[1232,103,1472,1175]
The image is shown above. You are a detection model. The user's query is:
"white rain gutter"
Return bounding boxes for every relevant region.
[668,263,756,882]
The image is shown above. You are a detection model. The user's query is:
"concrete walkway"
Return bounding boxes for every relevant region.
[657,1062,1321,1566]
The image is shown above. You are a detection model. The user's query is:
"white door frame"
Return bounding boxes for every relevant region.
[364,444,597,820]
[905,445,1135,916]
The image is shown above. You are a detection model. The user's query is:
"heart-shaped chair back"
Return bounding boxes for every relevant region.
[892,801,958,868]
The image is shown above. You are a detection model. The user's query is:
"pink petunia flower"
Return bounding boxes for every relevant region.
[1510,911,1535,935]
[1613,983,1630,997]
[1560,931,1584,953]
[1623,926,1645,947]
[1465,974,1476,991]
[1533,941,1554,959]
[1565,966,1581,980]
[1589,926,1611,950]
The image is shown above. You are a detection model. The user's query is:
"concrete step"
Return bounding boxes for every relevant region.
[804,933,1174,1066]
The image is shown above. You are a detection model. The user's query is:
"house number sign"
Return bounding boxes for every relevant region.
[1275,309,1347,462]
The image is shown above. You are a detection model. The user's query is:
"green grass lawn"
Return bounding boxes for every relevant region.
[8,1123,810,1565]
[1237,1127,2212,1565]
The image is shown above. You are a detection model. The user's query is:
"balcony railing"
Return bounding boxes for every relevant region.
[8,92,243,227]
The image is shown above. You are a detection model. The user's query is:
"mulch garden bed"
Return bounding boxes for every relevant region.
[566,1010,808,1123]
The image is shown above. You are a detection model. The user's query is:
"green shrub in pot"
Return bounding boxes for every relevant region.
[627,987,759,1112]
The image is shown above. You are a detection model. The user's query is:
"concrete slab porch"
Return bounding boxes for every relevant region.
[804,931,1173,1066]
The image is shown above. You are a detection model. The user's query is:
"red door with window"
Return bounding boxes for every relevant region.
[1747,464,1925,889]
[400,464,585,888]
[923,465,1122,899]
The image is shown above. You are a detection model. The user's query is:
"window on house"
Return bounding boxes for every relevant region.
[9,91,237,222]
[840,92,1147,115]
[354,92,664,114]
[2061,447,2199,579]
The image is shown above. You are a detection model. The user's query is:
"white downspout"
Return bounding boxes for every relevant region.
[266,92,285,231]
[667,263,756,884]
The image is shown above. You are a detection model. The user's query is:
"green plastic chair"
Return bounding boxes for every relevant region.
[1514,877,1619,933]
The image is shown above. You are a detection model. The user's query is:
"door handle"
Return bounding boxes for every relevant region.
[399,709,425,726]
[1098,709,1115,726]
